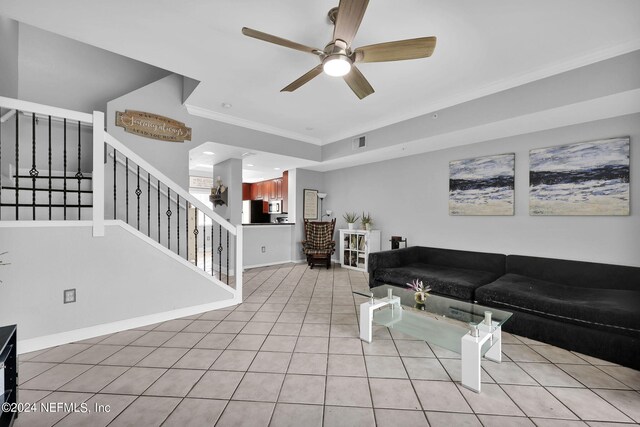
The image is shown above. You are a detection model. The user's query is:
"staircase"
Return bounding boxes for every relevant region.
[0,95,243,352]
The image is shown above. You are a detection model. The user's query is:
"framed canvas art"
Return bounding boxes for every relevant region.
[529,137,629,215]
[449,154,515,215]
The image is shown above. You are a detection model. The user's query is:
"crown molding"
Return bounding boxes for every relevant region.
[324,39,640,144]
[185,104,323,146]
[310,88,640,172]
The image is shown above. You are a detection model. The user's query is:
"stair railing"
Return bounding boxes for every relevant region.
[104,133,242,296]
[0,96,94,221]
[0,96,242,300]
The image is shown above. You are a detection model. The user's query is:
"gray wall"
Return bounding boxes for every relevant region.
[243,225,294,268]
[0,224,233,341]
[0,16,18,98]
[211,158,242,225]
[17,23,170,114]
[322,113,640,267]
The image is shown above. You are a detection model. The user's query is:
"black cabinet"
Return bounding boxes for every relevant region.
[0,325,17,427]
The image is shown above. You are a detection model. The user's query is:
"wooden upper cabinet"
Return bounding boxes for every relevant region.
[269,179,279,200]
[282,171,289,212]
[242,183,251,201]
[246,175,287,204]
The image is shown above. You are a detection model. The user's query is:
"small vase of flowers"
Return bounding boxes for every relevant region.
[407,279,431,304]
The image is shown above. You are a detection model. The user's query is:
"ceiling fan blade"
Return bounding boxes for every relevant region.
[333,0,369,46]
[242,27,321,55]
[343,66,374,99]
[281,65,324,92]
[354,36,437,63]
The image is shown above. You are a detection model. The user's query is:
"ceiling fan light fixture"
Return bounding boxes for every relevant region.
[322,54,352,77]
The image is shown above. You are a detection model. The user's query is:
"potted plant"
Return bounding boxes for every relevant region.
[361,212,373,230]
[407,279,432,305]
[343,212,360,230]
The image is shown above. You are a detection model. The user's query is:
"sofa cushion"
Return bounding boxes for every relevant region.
[374,262,502,301]
[475,273,640,336]
[421,247,506,276]
[506,255,640,290]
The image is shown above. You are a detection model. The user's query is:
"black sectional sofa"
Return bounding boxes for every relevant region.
[368,247,640,369]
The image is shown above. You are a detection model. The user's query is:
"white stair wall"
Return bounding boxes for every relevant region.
[0,222,236,353]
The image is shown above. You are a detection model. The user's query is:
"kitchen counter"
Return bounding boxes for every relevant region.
[243,223,296,268]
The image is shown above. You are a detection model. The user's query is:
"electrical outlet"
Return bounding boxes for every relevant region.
[64,289,76,304]
[261,246,266,253]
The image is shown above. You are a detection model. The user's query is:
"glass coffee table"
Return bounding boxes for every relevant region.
[354,284,512,393]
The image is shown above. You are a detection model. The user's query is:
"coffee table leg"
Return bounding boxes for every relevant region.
[461,333,482,393]
[359,301,374,343]
[484,325,502,363]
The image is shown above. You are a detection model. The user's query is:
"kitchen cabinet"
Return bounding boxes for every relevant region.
[242,183,251,201]
[339,229,381,272]
[282,171,289,212]
[267,180,275,200]
[245,174,288,205]
[267,179,282,200]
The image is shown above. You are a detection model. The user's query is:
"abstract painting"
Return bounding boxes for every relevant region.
[529,137,629,215]
[449,154,515,215]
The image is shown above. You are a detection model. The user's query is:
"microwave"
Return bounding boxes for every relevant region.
[268,200,282,214]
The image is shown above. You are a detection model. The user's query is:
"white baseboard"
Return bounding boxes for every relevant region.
[244,258,335,269]
[17,297,239,354]
[244,259,300,269]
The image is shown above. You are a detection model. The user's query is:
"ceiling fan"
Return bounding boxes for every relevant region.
[242,0,436,100]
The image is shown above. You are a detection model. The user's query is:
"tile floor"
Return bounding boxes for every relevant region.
[14,264,640,426]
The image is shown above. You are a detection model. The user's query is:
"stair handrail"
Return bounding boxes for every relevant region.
[104,133,237,235]
[0,96,93,124]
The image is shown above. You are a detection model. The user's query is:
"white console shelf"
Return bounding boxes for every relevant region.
[339,229,381,272]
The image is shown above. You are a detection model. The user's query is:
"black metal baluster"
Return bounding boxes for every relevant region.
[135,166,141,230]
[211,219,214,276]
[203,215,206,272]
[125,158,129,224]
[48,116,52,220]
[113,148,117,219]
[166,188,171,250]
[226,229,230,285]
[14,112,18,220]
[157,179,160,243]
[63,118,67,220]
[147,172,150,237]
[30,113,38,220]
[193,207,199,266]
[76,121,82,220]
[177,195,180,256]
[218,224,222,280]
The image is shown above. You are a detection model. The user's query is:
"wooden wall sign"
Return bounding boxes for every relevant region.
[116,110,192,142]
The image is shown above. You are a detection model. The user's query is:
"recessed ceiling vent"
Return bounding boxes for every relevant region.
[352,135,367,150]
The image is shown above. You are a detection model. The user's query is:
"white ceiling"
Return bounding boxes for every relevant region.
[2,0,639,146]
[189,142,318,183]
